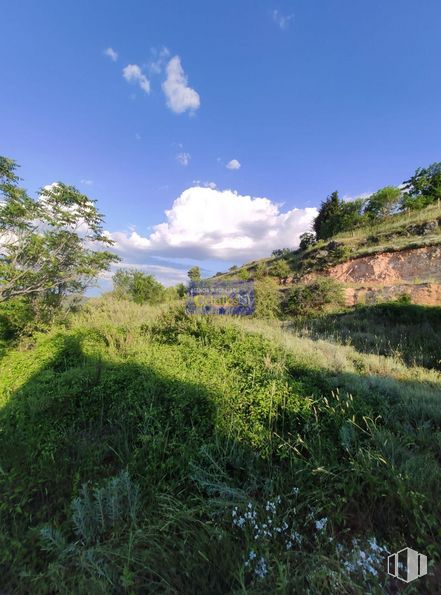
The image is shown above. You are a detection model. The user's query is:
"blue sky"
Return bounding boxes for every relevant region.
[2,0,441,286]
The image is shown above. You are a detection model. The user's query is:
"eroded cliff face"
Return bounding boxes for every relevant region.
[301,245,441,306]
[312,245,441,284]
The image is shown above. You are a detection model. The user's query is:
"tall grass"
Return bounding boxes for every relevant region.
[0,301,440,593]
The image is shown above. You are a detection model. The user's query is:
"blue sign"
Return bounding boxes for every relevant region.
[186,280,255,315]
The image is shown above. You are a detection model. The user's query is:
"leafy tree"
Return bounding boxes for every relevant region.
[313,191,341,240]
[188,266,201,281]
[401,162,441,210]
[175,283,187,298]
[337,198,366,230]
[112,269,165,304]
[0,157,118,303]
[271,248,291,257]
[365,186,401,219]
[272,259,291,284]
[299,232,316,251]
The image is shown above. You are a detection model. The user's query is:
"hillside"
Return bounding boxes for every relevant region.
[0,297,440,592]
[216,203,441,305]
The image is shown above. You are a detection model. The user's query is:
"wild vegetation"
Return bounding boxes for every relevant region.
[1,158,440,593]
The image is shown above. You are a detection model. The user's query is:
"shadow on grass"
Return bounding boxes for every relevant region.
[1,327,440,593]
[290,302,441,371]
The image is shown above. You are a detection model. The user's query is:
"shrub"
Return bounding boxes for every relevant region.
[287,278,345,316]
[253,279,281,319]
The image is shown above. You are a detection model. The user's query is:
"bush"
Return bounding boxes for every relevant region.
[287,278,345,316]
[253,279,281,319]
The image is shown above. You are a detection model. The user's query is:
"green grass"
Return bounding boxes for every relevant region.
[0,297,440,593]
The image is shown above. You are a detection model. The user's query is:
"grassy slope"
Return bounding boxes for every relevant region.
[216,203,441,281]
[0,297,440,593]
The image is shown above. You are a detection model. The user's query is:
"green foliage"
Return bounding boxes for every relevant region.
[0,297,34,340]
[175,282,187,298]
[253,279,281,318]
[188,265,201,281]
[287,278,345,316]
[271,248,291,257]
[365,186,401,220]
[112,269,165,305]
[0,157,119,303]
[402,162,441,210]
[313,191,341,240]
[237,267,250,280]
[253,261,267,280]
[299,232,316,250]
[1,296,441,592]
[271,259,291,283]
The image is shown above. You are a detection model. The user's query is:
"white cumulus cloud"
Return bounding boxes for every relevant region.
[104,47,118,62]
[108,186,317,261]
[162,56,200,114]
[176,152,191,166]
[122,64,151,94]
[226,159,241,170]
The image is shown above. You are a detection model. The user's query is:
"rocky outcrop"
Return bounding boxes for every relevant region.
[344,283,441,307]
[303,245,441,286]
[300,245,441,306]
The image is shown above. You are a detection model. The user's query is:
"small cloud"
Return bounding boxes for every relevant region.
[135,133,141,140]
[104,47,118,62]
[162,56,200,114]
[272,9,295,30]
[148,46,170,74]
[193,180,217,189]
[226,159,241,170]
[122,64,151,94]
[176,152,191,166]
[80,179,94,186]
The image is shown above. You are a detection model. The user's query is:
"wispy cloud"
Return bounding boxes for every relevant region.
[148,46,170,74]
[272,9,295,30]
[80,179,94,186]
[226,159,241,170]
[176,152,191,166]
[122,64,151,94]
[162,56,200,114]
[104,47,118,62]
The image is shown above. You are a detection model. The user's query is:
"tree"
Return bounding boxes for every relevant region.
[188,266,201,281]
[313,191,341,240]
[401,162,441,210]
[175,283,187,298]
[365,186,401,220]
[112,269,165,304]
[299,232,316,251]
[271,248,291,257]
[272,259,291,284]
[0,157,118,303]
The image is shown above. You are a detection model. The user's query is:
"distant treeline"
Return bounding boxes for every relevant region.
[313,162,441,240]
